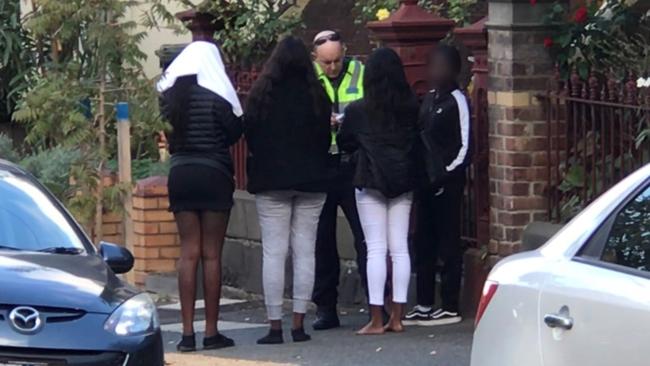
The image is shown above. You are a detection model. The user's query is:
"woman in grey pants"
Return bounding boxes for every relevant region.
[244,36,332,345]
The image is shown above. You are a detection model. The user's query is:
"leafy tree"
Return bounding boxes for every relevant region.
[0,0,35,124]
[13,0,173,233]
[199,0,303,66]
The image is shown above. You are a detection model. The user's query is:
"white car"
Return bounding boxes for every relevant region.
[471,163,650,366]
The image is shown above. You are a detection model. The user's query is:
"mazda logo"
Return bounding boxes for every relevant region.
[9,306,43,334]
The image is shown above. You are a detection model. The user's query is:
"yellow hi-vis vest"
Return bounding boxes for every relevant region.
[314,59,365,148]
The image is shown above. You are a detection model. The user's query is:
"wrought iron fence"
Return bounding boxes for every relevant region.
[542,71,650,222]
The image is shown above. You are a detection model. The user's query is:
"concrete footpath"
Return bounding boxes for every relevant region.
[159,298,473,366]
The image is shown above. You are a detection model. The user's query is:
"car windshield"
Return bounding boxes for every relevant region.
[0,170,86,253]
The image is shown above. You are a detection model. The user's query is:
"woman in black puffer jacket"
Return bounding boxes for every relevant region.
[337,48,419,335]
[157,41,242,352]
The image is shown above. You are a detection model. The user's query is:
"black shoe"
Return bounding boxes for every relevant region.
[418,309,462,326]
[291,327,312,342]
[403,305,434,326]
[176,333,196,352]
[312,310,340,330]
[203,333,235,350]
[257,329,284,345]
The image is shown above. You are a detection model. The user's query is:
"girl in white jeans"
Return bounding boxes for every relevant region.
[244,36,331,344]
[338,48,420,334]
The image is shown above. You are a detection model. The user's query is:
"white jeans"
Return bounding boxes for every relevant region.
[256,190,327,320]
[356,189,413,306]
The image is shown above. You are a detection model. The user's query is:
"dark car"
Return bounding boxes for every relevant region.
[0,159,164,365]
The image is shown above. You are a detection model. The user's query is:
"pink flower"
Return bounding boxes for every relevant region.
[574,6,588,23]
[544,37,554,48]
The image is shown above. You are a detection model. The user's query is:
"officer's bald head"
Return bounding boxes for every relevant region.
[313,30,345,79]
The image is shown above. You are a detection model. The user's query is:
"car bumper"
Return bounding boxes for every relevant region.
[0,320,163,366]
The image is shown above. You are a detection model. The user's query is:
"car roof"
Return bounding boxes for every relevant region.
[541,163,650,259]
[0,159,27,176]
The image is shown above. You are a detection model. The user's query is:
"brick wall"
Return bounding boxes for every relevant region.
[131,176,180,286]
[486,0,567,260]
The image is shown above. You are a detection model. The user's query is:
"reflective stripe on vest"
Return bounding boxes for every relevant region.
[314,60,365,112]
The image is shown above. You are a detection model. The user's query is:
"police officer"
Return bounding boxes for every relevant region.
[311,30,366,330]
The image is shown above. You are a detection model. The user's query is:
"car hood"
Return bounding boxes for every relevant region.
[0,252,138,314]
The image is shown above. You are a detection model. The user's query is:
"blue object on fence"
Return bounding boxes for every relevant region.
[116,102,129,122]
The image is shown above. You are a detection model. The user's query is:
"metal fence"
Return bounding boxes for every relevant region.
[541,71,650,222]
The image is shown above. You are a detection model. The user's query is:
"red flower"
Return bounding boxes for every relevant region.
[530,0,537,6]
[574,6,588,23]
[544,37,554,48]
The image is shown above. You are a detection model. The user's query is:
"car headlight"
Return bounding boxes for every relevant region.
[104,293,160,336]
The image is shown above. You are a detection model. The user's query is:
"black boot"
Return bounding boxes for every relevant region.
[313,309,340,331]
[176,333,196,353]
[257,329,284,345]
[203,333,235,350]
[291,327,312,342]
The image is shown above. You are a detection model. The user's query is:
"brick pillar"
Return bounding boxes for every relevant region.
[487,0,567,260]
[132,176,180,286]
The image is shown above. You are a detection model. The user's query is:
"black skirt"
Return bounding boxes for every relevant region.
[167,164,234,213]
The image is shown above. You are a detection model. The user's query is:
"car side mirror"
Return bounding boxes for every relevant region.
[99,242,134,274]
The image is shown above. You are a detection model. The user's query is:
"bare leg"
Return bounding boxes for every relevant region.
[175,211,202,336]
[357,305,385,335]
[200,210,230,338]
[385,302,405,333]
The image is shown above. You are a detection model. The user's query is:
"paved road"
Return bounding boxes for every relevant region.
[160,299,473,366]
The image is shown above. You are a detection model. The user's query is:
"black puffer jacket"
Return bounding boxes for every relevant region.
[337,101,419,198]
[160,80,243,175]
[244,76,331,194]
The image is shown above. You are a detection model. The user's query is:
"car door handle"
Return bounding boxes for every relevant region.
[544,313,573,330]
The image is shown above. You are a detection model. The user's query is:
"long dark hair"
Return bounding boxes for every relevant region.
[246,36,328,121]
[363,48,418,130]
[163,74,197,135]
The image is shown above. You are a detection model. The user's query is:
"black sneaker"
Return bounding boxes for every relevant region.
[403,305,434,326]
[418,309,462,326]
[313,310,340,331]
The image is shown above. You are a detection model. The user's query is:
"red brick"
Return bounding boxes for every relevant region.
[533,211,549,221]
[144,259,177,272]
[133,197,159,210]
[134,176,168,197]
[504,137,547,152]
[488,239,499,254]
[504,227,525,242]
[531,151,548,166]
[497,152,532,167]
[102,235,123,245]
[134,222,159,235]
[103,212,123,223]
[496,122,526,136]
[159,222,178,234]
[533,182,547,195]
[489,136,505,150]
[498,181,530,196]
[141,234,178,247]
[498,242,517,256]
[498,212,531,226]
[490,223,505,241]
[134,247,159,259]
[158,197,170,210]
[503,196,546,211]
[160,247,181,259]
[134,271,148,286]
[143,210,174,222]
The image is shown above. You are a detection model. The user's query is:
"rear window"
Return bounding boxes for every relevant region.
[0,170,85,251]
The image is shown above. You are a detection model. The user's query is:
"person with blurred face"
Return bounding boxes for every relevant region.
[404,44,471,327]
[311,30,368,330]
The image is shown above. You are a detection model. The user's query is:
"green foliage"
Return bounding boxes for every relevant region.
[0,0,35,122]
[12,0,173,226]
[544,0,650,80]
[353,0,476,26]
[0,133,20,163]
[200,0,303,66]
[106,158,171,181]
[20,147,82,200]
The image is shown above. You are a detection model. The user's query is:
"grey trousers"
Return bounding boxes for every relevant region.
[256,190,327,320]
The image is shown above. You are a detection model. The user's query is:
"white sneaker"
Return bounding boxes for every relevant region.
[418,308,462,326]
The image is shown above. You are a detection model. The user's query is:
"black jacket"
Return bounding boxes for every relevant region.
[418,88,471,187]
[337,101,419,198]
[244,76,331,194]
[160,82,243,175]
